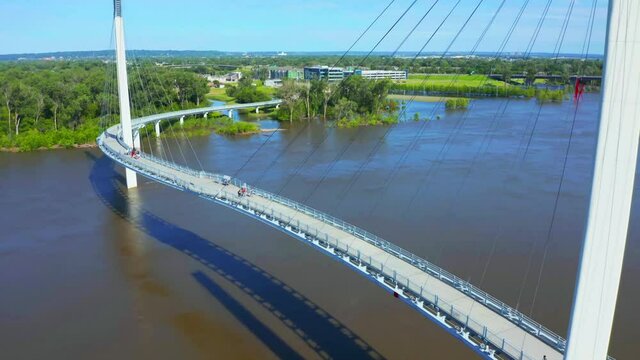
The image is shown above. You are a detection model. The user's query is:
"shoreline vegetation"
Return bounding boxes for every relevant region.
[0,119,101,152]
[1,60,211,151]
[445,98,470,110]
[272,76,400,128]
[142,115,260,138]
[0,142,97,153]
[1,57,601,151]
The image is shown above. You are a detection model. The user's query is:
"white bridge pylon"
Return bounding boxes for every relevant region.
[565,0,640,359]
[114,0,137,188]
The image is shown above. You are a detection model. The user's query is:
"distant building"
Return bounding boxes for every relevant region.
[304,66,408,82]
[269,67,303,80]
[287,69,303,80]
[264,79,283,88]
[269,68,288,80]
[225,72,243,82]
[304,66,345,82]
[202,72,243,86]
[352,69,408,80]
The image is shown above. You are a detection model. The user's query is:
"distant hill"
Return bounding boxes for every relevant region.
[0,50,229,61]
[0,50,603,62]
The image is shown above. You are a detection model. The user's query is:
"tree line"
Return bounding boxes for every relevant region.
[163,56,602,79]
[0,55,601,149]
[0,61,208,150]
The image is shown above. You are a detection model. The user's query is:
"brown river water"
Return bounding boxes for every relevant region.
[0,94,638,359]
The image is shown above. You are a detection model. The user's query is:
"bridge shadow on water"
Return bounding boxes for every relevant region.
[87,152,385,360]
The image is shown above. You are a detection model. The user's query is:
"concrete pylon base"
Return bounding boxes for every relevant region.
[126,168,138,189]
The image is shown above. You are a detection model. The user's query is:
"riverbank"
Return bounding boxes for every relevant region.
[0,113,260,152]
[0,142,97,153]
[0,124,101,152]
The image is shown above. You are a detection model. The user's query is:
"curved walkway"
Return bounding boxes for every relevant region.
[131,100,282,127]
[98,105,565,360]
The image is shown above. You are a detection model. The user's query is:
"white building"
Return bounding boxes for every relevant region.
[353,69,408,80]
[264,79,283,88]
[203,71,243,85]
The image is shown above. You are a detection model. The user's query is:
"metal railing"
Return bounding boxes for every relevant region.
[198,189,539,360]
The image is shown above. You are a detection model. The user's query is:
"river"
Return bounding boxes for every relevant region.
[0,94,637,359]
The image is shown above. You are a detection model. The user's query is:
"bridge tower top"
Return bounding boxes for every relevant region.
[114,0,122,18]
[113,0,122,17]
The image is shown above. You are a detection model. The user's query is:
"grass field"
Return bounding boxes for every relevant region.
[253,81,277,97]
[256,85,277,98]
[391,73,537,98]
[206,82,276,103]
[400,74,507,87]
[206,87,235,102]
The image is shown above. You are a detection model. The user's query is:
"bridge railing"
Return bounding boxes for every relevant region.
[207,189,540,360]
[218,178,568,353]
[99,128,570,359]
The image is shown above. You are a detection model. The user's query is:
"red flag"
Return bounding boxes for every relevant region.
[574,77,585,102]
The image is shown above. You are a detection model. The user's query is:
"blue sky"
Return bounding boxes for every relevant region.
[0,0,608,55]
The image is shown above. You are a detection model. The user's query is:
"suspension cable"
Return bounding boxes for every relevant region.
[230,0,401,183]
[247,0,424,190]
[269,0,446,199]
[528,0,600,318]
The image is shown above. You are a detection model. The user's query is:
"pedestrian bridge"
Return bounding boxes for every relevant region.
[96,101,575,360]
[132,100,283,137]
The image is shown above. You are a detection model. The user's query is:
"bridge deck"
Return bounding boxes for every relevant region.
[99,121,563,360]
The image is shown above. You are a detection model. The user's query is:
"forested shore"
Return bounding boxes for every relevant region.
[1,56,602,151]
[0,61,209,151]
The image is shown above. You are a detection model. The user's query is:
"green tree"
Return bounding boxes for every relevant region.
[47,81,68,131]
[500,62,512,85]
[322,81,336,121]
[2,82,14,135]
[525,64,537,87]
[8,83,35,136]
[334,98,357,120]
[33,92,45,127]
[277,80,301,123]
